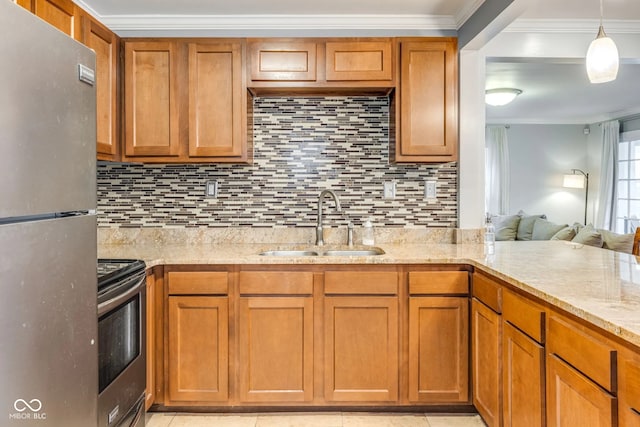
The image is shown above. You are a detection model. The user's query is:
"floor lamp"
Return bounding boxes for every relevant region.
[563,169,589,225]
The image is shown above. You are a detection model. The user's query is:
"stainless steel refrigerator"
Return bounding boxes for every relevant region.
[0,1,98,426]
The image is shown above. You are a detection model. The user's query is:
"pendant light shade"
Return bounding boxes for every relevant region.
[586,1,619,84]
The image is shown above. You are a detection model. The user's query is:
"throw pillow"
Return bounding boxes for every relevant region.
[531,218,568,240]
[572,224,604,248]
[550,226,577,241]
[600,229,634,253]
[491,214,521,241]
[516,210,547,241]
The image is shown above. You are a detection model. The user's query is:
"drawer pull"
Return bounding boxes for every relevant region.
[632,408,640,417]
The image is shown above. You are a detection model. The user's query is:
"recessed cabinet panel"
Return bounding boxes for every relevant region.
[472,299,502,427]
[324,296,398,402]
[408,297,468,403]
[249,42,317,81]
[168,296,228,403]
[239,297,314,402]
[325,41,392,81]
[124,41,180,157]
[34,0,76,38]
[81,16,118,160]
[547,354,616,427]
[397,40,457,162]
[188,43,245,158]
[502,323,544,427]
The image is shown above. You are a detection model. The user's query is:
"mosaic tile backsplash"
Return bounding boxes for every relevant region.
[97,96,458,229]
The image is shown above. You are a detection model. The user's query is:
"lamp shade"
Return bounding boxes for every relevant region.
[586,26,619,84]
[563,174,585,189]
[485,88,522,106]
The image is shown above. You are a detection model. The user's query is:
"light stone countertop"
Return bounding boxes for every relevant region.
[98,240,640,349]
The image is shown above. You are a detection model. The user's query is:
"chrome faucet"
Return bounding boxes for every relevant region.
[316,189,341,246]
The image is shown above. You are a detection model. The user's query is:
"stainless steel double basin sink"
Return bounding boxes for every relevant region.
[259,247,385,257]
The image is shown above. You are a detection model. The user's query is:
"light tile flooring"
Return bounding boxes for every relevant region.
[147,412,487,427]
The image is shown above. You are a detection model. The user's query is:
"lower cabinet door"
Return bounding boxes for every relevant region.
[547,354,616,427]
[619,351,640,427]
[239,296,314,403]
[409,297,469,403]
[502,322,545,427]
[324,296,399,402]
[168,296,228,404]
[472,298,502,426]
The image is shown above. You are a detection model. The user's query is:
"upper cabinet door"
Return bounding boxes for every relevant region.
[14,0,33,12]
[248,41,317,81]
[188,42,246,160]
[34,0,78,39]
[396,39,458,162]
[81,15,119,160]
[325,41,393,81]
[124,41,180,158]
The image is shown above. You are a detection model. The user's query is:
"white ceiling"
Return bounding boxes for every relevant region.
[78,0,640,125]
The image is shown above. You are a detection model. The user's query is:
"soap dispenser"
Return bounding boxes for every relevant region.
[362,219,375,246]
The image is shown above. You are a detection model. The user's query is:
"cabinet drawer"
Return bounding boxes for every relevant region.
[503,290,545,344]
[472,273,502,313]
[248,41,317,81]
[548,315,616,392]
[408,271,468,295]
[168,271,228,295]
[325,41,393,81]
[239,271,313,295]
[324,271,397,295]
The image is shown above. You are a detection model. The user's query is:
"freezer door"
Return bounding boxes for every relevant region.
[0,1,96,218]
[0,215,97,426]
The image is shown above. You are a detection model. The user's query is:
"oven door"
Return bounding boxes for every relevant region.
[98,272,146,427]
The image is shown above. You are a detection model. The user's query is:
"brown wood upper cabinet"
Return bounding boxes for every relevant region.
[395,38,458,163]
[33,0,79,39]
[188,42,247,160]
[123,40,249,163]
[124,41,180,159]
[325,41,392,81]
[80,14,119,161]
[248,41,317,81]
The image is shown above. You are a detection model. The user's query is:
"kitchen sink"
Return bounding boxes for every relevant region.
[259,250,320,256]
[259,247,385,257]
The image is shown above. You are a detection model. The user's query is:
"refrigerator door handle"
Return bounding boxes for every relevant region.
[98,275,145,317]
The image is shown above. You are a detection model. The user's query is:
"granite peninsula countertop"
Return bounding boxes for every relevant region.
[98,240,640,349]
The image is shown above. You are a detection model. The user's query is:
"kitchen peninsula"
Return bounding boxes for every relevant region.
[99,235,640,426]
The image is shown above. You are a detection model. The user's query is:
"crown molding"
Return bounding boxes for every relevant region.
[93,14,457,32]
[454,0,485,29]
[505,18,640,34]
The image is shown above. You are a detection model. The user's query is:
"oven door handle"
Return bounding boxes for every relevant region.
[98,275,145,316]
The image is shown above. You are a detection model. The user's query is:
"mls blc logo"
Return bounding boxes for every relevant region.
[9,398,46,421]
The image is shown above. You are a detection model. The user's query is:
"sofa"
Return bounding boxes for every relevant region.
[491,211,635,254]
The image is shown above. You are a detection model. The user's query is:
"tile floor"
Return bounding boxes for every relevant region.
[146,412,487,427]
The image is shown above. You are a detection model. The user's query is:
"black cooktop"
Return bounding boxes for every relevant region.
[97,259,146,290]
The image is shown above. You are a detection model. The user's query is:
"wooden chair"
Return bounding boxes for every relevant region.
[633,227,640,256]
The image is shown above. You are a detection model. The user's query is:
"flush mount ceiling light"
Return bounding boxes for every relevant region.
[586,0,619,84]
[485,88,522,107]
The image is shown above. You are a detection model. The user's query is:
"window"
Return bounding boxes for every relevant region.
[616,130,640,233]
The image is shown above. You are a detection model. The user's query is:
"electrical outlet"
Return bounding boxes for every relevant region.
[206,180,218,198]
[425,181,437,200]
[383,181,396,199]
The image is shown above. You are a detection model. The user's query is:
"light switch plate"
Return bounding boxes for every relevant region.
[425,180,437,201]
[383,181,396,199]
[206,180,218,198]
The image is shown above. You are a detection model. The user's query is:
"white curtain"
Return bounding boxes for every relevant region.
[485,126,510,215]
[595,120,620,230]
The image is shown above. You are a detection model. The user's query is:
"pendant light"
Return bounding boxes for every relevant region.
[586,0,619,84]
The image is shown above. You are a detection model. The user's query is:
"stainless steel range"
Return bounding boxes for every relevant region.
[97,259,147,427]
